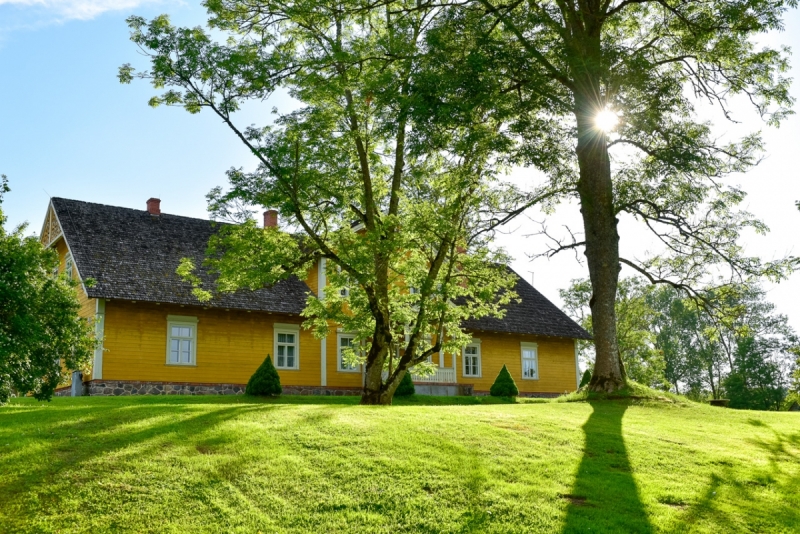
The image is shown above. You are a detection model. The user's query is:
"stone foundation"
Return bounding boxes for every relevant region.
[59,380,557,398]
[81,380,364,397]
[87,381,246,396]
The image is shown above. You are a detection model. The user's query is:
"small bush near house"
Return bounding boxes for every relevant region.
[490,364,519,397]
[245,355,282,396]
[579,369,592,388]
[395,371,415,396]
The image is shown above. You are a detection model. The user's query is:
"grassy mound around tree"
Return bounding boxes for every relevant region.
[245,355,282,396]
[394,371,415,397]
[557,380,690,405]
[490,364,519,397]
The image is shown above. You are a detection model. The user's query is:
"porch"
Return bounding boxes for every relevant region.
[383,367,473,396]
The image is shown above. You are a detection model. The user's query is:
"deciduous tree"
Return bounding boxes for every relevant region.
[432,0,798,392]
[121,0,538,404]
[0,177,95,404]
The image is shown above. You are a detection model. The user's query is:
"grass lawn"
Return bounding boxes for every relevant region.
[1,394,798,533]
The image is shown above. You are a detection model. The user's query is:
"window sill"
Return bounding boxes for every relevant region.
[521,377,539,381]
[337,368,361,373]
[166,363,197,367]
[275,367,300,371]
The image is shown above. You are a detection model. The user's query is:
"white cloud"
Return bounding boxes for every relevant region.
[0,0,166,21]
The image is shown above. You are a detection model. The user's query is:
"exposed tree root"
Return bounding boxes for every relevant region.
[587,375,626,393]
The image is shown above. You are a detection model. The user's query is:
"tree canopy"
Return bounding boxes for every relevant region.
[121,0,540,404]
[0,177,95,403]
[424,0,798,392]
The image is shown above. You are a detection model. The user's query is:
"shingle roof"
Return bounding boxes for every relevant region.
[461,266,592,340]
[51,197,309,315]
[50,197,590,339]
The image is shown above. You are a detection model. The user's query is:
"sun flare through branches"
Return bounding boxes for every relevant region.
[594,108,619,133]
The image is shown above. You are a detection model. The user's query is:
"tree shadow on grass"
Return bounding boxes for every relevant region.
[561,401,652,534]
[676,424,800,532]
[0,400,273,526]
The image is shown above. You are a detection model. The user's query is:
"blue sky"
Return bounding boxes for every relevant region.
[1,0,799,331]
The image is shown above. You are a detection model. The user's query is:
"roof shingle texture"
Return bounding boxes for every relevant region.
[52,197,309,315]
[52,197,590,339]
[461,266,592,340]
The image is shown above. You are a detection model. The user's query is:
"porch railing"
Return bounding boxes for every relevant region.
[383,367,457,384]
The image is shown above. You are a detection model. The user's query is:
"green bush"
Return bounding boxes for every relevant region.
[579,369,592,388]
[395,371,415,396]
[490,364,519,397]
[245,354,282,396]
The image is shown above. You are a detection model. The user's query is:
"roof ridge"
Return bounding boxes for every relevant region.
[52,197,227,226]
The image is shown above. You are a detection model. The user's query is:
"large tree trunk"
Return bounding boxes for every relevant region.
[573,84,626,393]
[359,331,410,405]
[360,364,404,405]
[565,12,627,393]
[360,320,392,404]
[359,310,408,405]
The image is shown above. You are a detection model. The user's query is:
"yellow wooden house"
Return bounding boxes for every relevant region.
[42,197,590,397]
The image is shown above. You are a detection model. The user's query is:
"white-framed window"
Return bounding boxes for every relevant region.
[65,253,74,279]
[166,315,198,366]
[274,323,300,369]
[337,333,360,372]
[521,342,539,380]
[463,340,482,377]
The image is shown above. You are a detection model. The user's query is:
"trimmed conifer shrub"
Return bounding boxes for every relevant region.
[490,364,519,397]
[395,371,415,396]
[579,369,592,388]
[245,354,282,396]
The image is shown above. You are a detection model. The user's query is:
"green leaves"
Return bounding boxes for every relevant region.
[0,180,95,404]
[121,14,282,117]
[138,1,526,400]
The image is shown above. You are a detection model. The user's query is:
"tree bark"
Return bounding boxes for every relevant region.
[360,365,404,405]
[570,25,626,392]
[360,309,395,404]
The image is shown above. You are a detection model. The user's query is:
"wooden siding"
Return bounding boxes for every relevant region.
[50,236,97,385]
[102,301,319,386]
[78,291,96,320]
[305,260,320,297]
[53,238,68,272]
[463,332,577,394]
[51,237,95,319]
[325,330,363,388]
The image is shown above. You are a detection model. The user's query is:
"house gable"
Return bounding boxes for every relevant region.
[40,202,64,248]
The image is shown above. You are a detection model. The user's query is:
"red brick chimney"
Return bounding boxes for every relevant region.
[264,210,278,228]
[146,198,161,215]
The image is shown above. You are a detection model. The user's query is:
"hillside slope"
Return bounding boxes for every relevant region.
[0,396,797,533]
